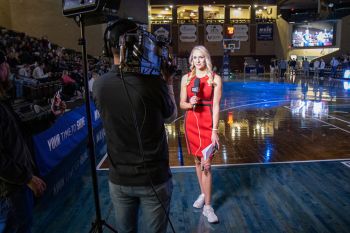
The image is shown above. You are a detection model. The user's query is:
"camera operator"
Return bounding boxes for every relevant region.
[92,19,177,233]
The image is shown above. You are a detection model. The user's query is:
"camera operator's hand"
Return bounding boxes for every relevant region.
[160,60,176,85]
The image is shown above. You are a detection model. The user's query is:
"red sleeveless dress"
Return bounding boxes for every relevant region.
[184,75,214,157]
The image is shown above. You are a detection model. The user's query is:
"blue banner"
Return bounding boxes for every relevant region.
[33,103,104,176]
[257,24,273,41]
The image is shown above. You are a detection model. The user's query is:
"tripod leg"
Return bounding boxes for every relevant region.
[101,220,118,233]
[88,222,98,233]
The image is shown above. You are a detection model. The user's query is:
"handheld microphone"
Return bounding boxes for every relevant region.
[191,78,200,110]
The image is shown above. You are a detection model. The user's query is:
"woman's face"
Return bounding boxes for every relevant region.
[192,50,206,70]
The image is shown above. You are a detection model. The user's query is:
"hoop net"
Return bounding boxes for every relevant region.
[223,38,240,53]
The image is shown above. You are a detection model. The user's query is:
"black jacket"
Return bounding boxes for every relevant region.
[0,102,33,197]
[93,65,175,186]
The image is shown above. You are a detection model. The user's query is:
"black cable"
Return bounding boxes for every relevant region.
[119,66,176,233]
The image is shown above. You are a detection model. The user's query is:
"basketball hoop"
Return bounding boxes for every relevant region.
[223,38,240,53]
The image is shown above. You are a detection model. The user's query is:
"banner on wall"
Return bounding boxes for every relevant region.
[257,24,273,41]
[152,24,171,42]
[206,24,223,42]
[33,103,104,176]
[232,25,249,41]
[179,24,197,42]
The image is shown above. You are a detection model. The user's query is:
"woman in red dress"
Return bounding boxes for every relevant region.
[180,46,222,223]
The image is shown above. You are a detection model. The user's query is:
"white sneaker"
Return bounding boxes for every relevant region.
[193,193,205,208]
[202,205,218,223]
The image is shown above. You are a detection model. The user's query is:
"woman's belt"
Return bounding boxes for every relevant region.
[196,99,212,106]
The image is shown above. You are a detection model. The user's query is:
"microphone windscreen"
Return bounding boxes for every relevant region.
[192,78,200,94]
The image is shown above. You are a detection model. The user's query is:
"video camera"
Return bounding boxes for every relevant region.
[104,20,176,76]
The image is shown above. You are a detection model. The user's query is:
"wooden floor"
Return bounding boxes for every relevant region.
[167,75,350,166]
[33,75,350,232]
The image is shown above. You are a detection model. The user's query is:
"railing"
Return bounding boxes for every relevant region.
[204,19,225,24]
[150,19,172,24]
[229,19,251,24]
[255,18,276,23]
[177,19,199,24]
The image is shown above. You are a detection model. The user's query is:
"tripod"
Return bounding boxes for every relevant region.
[77,14,117,233]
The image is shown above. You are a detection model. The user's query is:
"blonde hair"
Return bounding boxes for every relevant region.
[187,46,214,86]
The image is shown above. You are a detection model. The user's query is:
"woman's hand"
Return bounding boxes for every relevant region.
[189,96,199,106]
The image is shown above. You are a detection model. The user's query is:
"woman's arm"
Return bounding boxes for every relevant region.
[179,74,193,110]
[211,74,222,147]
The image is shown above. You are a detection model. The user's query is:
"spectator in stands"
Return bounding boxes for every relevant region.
[269,59,276,79]
[302,57,310,78]
[313,59,320,78]
[6,48,19,68]
[278,59,287,78]
[88,71,99,93]
[18,63,31,77]
[0,27,104,104]
[319,58,326,80]
[32,62,50,80]
[255,59,260,76]
[61,70,76,85]
[0,51,10,86]
[51,90,66,117]
[330,57,339,79]
[61,70,82,101]
[0,51,46,233]
[342,55,349,69]
[288,58,297,77]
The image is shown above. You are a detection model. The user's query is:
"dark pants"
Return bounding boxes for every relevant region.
[0,187,33,233]
[319,69,324,78]
[331,66,337,78]
[280,69,286,78]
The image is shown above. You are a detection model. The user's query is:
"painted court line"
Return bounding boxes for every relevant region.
[170,158,350,169]
[312,118,350,134]
[341,161,350,168]
[96,153,108,171]
[284,106,350,134]
[97,157,350,171]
